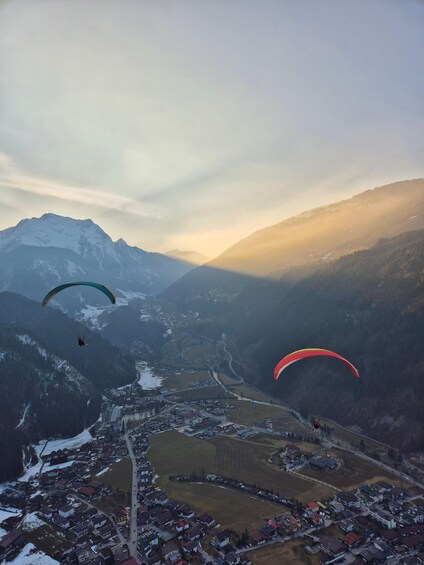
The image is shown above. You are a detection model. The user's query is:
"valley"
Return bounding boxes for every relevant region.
[1,310,423,564]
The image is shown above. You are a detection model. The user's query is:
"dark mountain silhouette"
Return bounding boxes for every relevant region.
[210,230,424,450]
[0,292,136,481]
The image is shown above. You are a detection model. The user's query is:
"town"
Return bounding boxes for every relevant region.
[1,362,424,565]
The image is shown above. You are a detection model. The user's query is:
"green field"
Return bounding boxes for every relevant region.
[247,539,321,565]
[175,386,228,401]
[164,370,213,391]
[211,436,334,502]
[224,399,291,427]
[148,431,334,507]
[93,457,132,514]
[230,382,276,403]
[218,372,241,386]
[159,481,284,533]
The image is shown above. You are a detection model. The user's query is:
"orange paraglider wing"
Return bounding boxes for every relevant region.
[273,348,359,380]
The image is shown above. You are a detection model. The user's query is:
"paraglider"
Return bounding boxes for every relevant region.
[273,348,359,381]
[77,336,86,347]
[42,281,116,306]
[312,418,320,429]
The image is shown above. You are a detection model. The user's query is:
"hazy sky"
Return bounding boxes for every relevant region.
[1,0,423,257]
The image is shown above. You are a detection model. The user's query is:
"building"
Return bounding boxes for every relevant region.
[369,505,396,529]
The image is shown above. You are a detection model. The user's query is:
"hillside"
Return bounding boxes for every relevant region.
[215,230,424,450]
[0,292,136,481]
[162,179,424,308]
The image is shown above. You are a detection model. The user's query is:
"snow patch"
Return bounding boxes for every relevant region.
[17,335,47,359]
[40,429,92,456]
[80,304,107,329]
[116,289,147,300]
[136,362,163,390]
[96,467,110,477]
[6,542,59,564]
[15,403,30,430]
[0,508,22,524]
[22,512,46,532]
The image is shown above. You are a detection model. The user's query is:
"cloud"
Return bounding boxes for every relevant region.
[0,0,423,255]
[0,167,162,220]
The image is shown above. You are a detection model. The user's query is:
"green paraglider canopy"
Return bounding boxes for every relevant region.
[42,281,116,306]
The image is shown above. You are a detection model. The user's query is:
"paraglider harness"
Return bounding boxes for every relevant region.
[312,418,320,429]
[77,336,86,347]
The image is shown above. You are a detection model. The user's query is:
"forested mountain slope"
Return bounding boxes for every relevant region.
[214,230,424,450]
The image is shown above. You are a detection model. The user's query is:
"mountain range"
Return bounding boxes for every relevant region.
[161,179,424,450]
[1,178,423,480]
[163,179,424,309]
[0,213,197,316]
[207,229,424,450]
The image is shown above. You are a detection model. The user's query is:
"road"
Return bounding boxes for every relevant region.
[125,432,140,564]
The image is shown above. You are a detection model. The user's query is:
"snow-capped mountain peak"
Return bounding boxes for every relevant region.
[0,213,196,312]
[0,213,116,259]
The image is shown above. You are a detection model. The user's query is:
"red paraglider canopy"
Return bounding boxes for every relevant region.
[273,348,359,381]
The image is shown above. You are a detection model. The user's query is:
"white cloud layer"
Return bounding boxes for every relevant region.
[0,0,423,255]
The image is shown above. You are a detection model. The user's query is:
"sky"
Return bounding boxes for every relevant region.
[1,0,423,258]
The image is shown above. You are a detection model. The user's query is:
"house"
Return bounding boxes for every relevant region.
[341,532,362,548]
[179,504,195,519]
[176,518,190,533]
[78,486,95,498]
[214,530,230,549]
[251,531,266,546]
[309,456,337,471]
[336,491,361,509]
[369,505,396,529]
[225,552,240,565]
[197,512,216,528]
[162,540,181,562]
[306,501,319,513]
[185,525,204,542]
[360,484,383,502]
[59,503,75,518]
[181,539,198,559]
[320,536,345,559]
[0,529,24,552]
[114,506,129,526]
[53,514,71,529]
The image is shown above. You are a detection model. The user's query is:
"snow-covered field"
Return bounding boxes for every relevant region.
[39,429,92,456]
[6,543,59,564]
[80,304,108,329]
[0,508,22,524]
[136,362,163,389]
[21,512,46,532]
[16,429,92,483]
